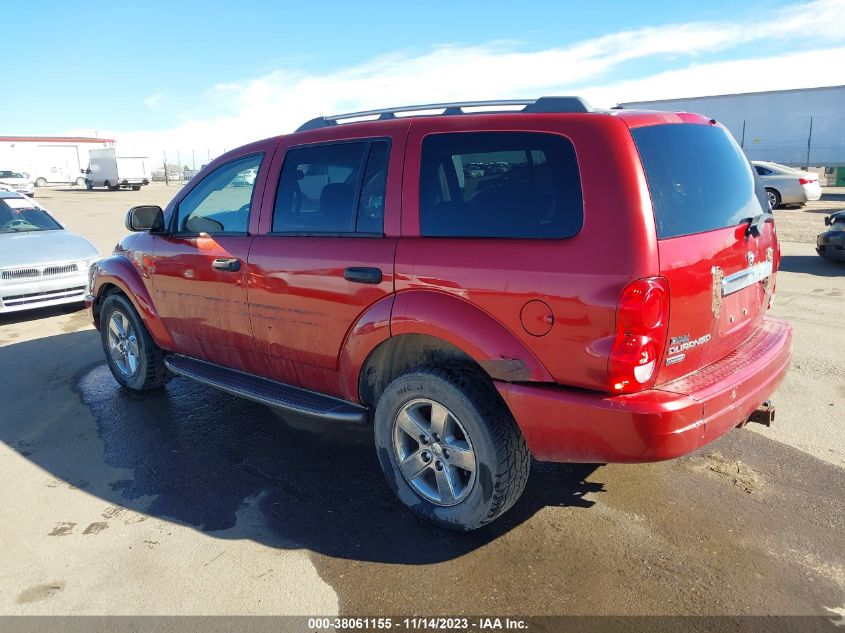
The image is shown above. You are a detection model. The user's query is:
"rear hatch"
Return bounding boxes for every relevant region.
[631,121,778,385]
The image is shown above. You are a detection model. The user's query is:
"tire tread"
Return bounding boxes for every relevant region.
[388,361,530,529]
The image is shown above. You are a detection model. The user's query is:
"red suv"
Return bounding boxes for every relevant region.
[87,97,792,530]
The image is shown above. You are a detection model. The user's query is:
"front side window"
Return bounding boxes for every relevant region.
[175,154,262,234]
[273,140,390,234]
[419,132,583,239]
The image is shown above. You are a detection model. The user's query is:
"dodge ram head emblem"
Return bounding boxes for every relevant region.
[746,251,755,266]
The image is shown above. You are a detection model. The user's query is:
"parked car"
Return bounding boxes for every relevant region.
[0,190,100,313]
[0,170,35,197]
[816,210,845,262]
[87,97,792,530]
[752,161,822,209]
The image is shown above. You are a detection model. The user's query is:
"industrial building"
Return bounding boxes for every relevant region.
[620,85,845,185]
[0,136,115,187]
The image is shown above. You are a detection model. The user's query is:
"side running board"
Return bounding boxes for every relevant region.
[164,355,368,424]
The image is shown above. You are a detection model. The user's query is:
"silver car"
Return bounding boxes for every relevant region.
[752,161,822,209]
[0,190,100,314]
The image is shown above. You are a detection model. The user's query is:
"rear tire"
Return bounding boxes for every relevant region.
[766,188,781,210]
[131,185,141,191]
[374,363,530,530]
[35,177,47,187]
[99,293,171,391]
[75,177,86,187]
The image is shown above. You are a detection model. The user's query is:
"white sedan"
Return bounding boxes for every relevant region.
[0,190,100,314]
[0,170,35,197]
[752,161,822,209]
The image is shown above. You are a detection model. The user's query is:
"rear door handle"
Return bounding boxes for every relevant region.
[211,257,241,272]
[344,267,382,284]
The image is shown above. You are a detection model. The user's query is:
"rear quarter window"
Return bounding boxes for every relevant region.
[419,131,583,239]
[632,124,769,239]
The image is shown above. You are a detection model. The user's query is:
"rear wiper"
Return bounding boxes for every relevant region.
[743,212,773,238]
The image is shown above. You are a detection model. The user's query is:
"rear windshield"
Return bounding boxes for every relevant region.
[632,123,769,239]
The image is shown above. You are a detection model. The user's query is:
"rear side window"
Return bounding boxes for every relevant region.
[632,124,769,239]
[419,132,583,239]
[273,140,390,234]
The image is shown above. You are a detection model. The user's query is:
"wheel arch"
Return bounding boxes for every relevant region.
[350,290,554,408]
[91,256,174,350]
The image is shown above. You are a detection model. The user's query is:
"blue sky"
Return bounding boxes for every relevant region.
[3,0,844,157]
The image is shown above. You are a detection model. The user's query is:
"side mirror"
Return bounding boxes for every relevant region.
[824,216,831,226]
[126,205,165,232]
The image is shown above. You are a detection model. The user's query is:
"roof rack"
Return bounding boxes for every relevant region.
[295,96,592,132]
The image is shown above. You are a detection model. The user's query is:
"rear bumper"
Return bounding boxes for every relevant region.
[497,317,793,463]
[801,183,822,201]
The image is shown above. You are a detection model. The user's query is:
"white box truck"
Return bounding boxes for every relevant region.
[85,149,150,190]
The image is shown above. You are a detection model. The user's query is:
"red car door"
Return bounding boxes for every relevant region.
[148,149,271,374]
[247,125,407,398]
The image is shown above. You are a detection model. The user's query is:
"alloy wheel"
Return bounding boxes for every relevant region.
[392,398,477,506]
[107,310,140,377]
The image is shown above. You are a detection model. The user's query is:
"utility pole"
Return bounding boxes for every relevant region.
[163,152,169,186]
[805,116,814,170]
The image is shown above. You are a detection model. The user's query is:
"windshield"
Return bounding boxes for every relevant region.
[632,123,769,239]
[0,171,27,179]
[0,198,63,233]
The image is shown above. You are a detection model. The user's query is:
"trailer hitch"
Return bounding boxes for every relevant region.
[745,401,776,427]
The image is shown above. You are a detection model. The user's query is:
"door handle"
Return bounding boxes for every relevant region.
[344,267,382,284]
[211,257,241,272]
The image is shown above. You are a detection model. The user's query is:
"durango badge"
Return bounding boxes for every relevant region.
[667,333,712,358]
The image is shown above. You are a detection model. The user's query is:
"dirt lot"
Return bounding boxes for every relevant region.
[0,183,843,620]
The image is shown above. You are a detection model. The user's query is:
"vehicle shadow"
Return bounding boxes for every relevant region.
[778,254,844,276]
[0,302,86,326]
[0,331,604,565]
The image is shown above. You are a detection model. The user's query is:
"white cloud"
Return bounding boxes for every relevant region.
[72,0,845,159]
[144,93,165,109]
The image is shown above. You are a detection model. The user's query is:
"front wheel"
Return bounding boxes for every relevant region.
[374,363,530,530]
[35,177,47,187]
[100,293,171,391]
[75,177,86,186]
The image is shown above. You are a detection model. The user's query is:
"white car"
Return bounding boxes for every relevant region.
[752,161,822,209]
[0,170,35,198]
[0,190,100,313]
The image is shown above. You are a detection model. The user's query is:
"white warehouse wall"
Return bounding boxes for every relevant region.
[620,85,845,167]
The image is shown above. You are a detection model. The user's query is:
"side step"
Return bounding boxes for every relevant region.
[164,355,368,424]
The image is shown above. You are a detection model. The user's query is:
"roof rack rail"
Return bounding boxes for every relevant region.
[295,96,592,132]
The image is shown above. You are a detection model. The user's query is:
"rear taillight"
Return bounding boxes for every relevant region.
[799,178,816,185]
[609,277,669,394]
